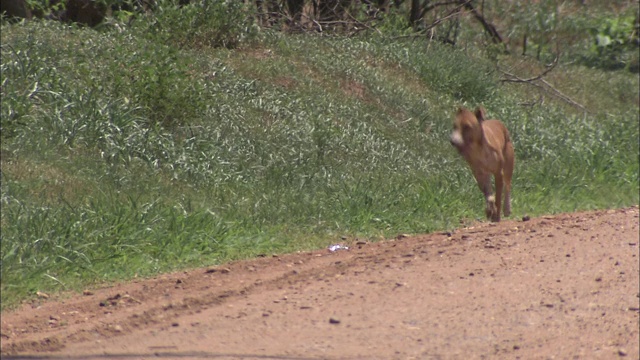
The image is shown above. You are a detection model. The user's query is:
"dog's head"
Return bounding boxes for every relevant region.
[450,106,485,154]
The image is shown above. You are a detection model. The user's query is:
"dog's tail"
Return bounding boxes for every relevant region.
[474,106,487,122]
[476,106,512,147]
[502,122,512,153]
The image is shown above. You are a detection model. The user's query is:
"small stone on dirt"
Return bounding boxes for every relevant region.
[618,348,627,356]
[205,267,231,274]
[329,317,341,324]
[522,215,531,221]
[36,291,49,299]
[83,290,94,296]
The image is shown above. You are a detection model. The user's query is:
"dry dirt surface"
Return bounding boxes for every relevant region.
[2,207,639,360]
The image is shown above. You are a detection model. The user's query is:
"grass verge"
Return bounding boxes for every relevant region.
[1,13,638,309]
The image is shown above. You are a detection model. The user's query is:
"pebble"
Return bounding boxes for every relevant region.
[618,348,627,356]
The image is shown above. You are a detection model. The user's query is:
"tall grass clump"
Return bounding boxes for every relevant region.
[1,6,638,309]
[136,0,258,49]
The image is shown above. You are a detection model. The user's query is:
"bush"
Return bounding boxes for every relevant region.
[583,14,639,71]
[138,0,258,49]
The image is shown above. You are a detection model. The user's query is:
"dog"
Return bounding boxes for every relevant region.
[450,106,514,222]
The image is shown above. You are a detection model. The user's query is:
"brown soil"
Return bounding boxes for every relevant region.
[2,207,639,360]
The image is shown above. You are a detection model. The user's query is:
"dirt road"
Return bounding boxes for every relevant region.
[2,206,639,359]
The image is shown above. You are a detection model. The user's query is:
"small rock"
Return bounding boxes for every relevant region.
[171,322,179,327]
[618,348,627,356]
[595,276,602,282]
[205,267,231,274]
[356,240,367,245]
[36,291,49,299]
[83,290,94,296]
[522,215,530,221]
[113,325,123,332]
[329,317,341,324]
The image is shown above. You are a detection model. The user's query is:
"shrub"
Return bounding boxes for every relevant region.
[137,0,258,49]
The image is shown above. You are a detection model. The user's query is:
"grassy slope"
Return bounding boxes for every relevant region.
[1,6,638,309]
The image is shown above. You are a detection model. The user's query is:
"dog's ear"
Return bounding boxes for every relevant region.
[474,106,487,122]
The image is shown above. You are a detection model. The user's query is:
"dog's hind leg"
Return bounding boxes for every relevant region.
[492,173,503,222]
[503,141,515,217]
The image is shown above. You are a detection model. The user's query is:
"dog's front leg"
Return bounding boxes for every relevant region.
[473,170,497,221]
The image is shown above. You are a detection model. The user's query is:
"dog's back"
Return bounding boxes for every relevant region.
[482,119,511,155]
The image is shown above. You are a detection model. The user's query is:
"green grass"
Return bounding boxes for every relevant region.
[1,4,638,310]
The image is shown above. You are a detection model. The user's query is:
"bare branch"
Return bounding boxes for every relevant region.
[499,56,559,83]
[419,0,465,20]
[498,56,588,113]
[538,79,589,112]
[458,0,503,45]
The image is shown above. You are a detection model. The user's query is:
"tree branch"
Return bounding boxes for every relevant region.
[458,0,503,45]
[499,56,588,113]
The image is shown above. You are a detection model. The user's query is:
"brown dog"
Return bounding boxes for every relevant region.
[450,106,514,222]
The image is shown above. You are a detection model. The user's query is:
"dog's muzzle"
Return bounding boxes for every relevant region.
[450,131,464,149]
